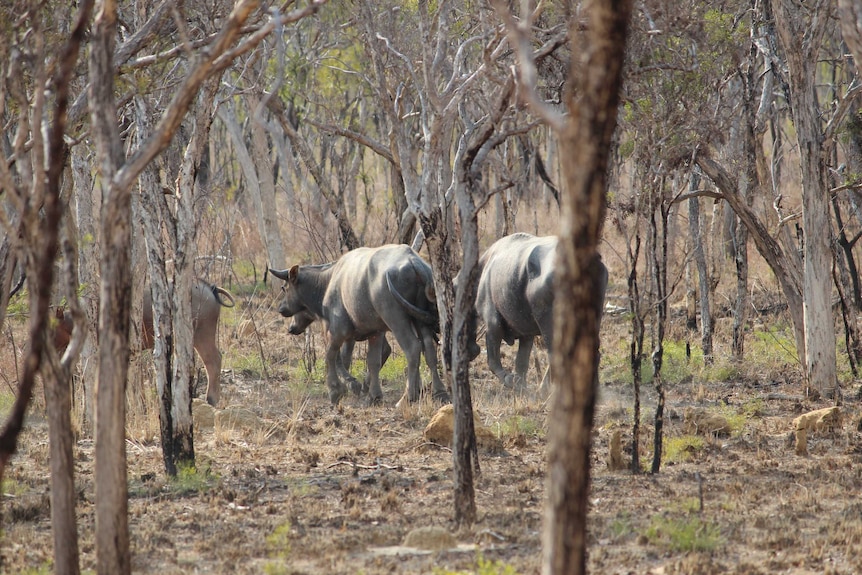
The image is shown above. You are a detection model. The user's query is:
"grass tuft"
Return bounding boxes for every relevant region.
[642,513,723,552]
[663,435,706,464]
[432,553,521,575]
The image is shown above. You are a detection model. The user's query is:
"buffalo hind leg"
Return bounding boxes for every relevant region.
[485,321,522,388]
[386,316,425,406]
[513,336,534,391]
[419,325,449,403]
[195,338,222,407]
[333,340,364,396]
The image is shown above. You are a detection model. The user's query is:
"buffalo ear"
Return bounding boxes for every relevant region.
[288,265,300,283]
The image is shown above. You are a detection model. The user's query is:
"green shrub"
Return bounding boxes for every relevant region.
[642,513,723,552]
[663,435,705,464]
[264,521,293,574]
[169,462,220,495]
[432,553,520,575]
[494,415,542,441]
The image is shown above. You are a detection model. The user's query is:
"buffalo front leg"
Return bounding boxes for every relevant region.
[364,334,385,405]
[325,340,349,405]
[334,343,363,397]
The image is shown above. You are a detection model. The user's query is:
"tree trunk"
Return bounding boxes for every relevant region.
[695,156,806,359]
[627,235,644,474]
[246,93,286,268]
[136,94,178,475]
[649,201,669,474]
[772,0,837,396]
[89,0,132,572]
[71,145,99,428]
[543,1,631,574]
[172,80,220,467]
[44,350,81,575]
[219,105,287,268]
[688,173,713,363]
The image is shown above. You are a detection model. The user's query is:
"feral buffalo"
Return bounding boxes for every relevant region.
[53,279,235,406]
[270,244,447,406]
[287,309,393,388]
[142,280,235,407]
[475,233,608,391]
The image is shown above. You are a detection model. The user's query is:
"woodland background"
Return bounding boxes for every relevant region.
[2,0,862,574]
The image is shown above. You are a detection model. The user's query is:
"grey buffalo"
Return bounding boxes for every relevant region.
[142,280,235,406]
[475,233,608,391]
[270,244,447,406]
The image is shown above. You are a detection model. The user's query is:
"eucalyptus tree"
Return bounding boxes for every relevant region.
[0,4,93,574]
[771,0,838,397]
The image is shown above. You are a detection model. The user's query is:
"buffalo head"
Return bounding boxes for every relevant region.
[269,265,311,320]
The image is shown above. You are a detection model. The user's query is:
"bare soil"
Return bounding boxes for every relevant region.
[2,302,862,575]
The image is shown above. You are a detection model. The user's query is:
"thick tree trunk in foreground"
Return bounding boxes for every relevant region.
[543,1,631,574]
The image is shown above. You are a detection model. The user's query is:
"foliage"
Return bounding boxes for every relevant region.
[169,462,220,495]
[642,513,723,553]
[1,478,27,497]
[379,353,408,382]
[748,327,800,370]
[229,351,267,379]
[609,513,634,540]
[7,565,52,575]
[663,435,705,464]
[494,415,543,441]
[0,390,16,420]
[263,521,293,575]
[432,553,520,575]
[601,338,741,388]
[6,290,29,320]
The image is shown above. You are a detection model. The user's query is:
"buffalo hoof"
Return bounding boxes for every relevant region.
[502,373,525,390]
[347,376,363,397]
[366,394,383,407]
[329,383,348,405]
[432,389,451,405]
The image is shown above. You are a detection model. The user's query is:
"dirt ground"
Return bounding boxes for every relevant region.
[2,298,862,575]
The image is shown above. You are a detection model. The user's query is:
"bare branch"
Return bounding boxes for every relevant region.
[824,78,862,143]
[490,0,566,131]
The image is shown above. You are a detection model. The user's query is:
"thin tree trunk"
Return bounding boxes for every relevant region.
[71,145,99,428]
[136,95,178,475]
[246,93,286,268]
[688,173,713,363]
[628,235,644,474]
[543,1,631,573]
[650,201,669,474]
[219,105,287,268]
[172,80,220,467]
